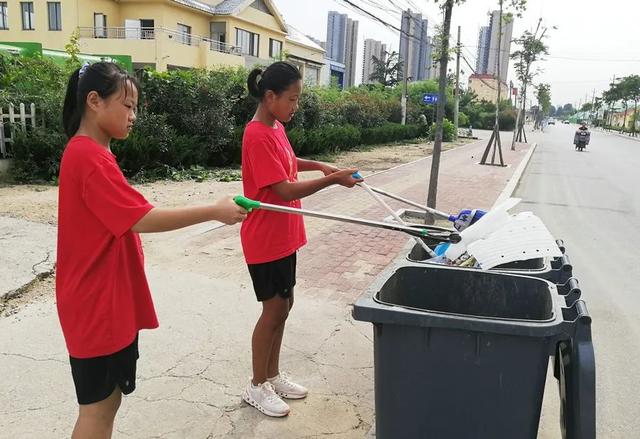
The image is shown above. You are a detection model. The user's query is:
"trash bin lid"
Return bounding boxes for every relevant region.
[353,264,567,338]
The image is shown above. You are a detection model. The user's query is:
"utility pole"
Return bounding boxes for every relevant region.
[400,13,410,125]
[453,25,461,139]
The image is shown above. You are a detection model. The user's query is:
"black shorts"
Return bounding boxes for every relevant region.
[247,252,297,301]
[69,335,139,405]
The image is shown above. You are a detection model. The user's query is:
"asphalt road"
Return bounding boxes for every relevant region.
[516,123,640,438]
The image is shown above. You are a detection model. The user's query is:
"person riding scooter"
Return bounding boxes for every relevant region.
[574,122,591,151]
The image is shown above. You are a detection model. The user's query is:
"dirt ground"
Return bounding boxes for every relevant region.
[0,139,468,226]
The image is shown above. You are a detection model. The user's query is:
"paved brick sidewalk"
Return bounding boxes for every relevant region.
[297,137,530,302]
[190,136,531,304]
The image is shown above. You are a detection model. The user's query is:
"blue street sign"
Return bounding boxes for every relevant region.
[423,93,438,104]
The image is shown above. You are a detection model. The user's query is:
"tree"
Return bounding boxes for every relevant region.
[480,0,528,166]
[426,0,524,218]
[369,51,402,87]
[608,79,630,129]
[618,75,640,134]
[426,0,459,220]
[602,85,621,126]
[458,87,478,116]
[592,97,603,125]
[535,83,552,116]
[64,29,81,69]
[510,18,550,148]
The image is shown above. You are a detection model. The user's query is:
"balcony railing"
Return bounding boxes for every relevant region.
[78,26,241,56]
[78,26,156,40]
[207,39,241,55]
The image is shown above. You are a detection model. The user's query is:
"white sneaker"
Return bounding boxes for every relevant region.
[268,373,308,399]
[242,381,290,417]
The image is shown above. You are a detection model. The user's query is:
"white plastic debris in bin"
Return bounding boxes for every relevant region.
[467,212,563,269]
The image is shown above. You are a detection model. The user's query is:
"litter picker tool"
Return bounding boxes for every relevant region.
[352,172,437,258]
[353,179,486,232]
[234,196,461,243]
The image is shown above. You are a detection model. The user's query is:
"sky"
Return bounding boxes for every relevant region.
[273,0,640,109]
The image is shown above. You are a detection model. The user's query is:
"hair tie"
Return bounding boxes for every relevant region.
[79,62,91,78]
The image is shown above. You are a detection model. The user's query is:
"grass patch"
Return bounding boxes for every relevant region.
[133,165,242,183]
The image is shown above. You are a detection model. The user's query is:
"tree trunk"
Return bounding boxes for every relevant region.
[426,0,454,221]
[631,100,638,137]
[480,1,505,166]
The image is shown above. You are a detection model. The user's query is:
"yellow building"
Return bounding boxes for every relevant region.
[610,107,637,129]
[0,0,324,78]
[285,24,324,86]
[468,74,509,103]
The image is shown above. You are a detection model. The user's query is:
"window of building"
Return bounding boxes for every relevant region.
[94,13,107,38]
[236,28,259,57]
[177,23,191,45]
[21,2,34,30]
[269,38,282,59]
[140,19,154,39]
[210,22,227,52]
[305,66,320,85]
[0,3,8,30]
[47,2,61,31]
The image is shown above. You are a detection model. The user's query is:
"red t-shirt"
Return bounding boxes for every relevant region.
[56,136,157,359]
[240,120,307,264]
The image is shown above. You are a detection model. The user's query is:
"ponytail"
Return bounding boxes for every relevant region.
[247,61,301,100]
[247,68,263,99]
[62,69,82,138]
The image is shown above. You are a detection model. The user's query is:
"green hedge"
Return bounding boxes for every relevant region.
[289,125,361,155]
[361,123,424,144]
[10,127,66,182]
[429,119,456,142]
[1,53,450,182]
[289,123,424,156]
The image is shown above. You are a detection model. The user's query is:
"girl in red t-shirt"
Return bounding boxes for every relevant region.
[240,61,362,417]
[57,62,247,438]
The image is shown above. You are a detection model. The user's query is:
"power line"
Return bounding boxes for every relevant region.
[460,53,500,92]
[358,0,400,21]
[463,44,640,63]
[546,55,640,63]
[335,0,435,46]
[546,79,615,84]
[382,0,428,17]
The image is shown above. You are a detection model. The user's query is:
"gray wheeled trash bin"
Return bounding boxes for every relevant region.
[352,264,594,439]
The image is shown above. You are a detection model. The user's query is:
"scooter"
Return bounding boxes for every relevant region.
[574,128,590,151]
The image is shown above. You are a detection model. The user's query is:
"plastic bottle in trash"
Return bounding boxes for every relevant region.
[448,209,486,232]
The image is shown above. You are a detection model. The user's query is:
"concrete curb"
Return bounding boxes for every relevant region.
[492,142,538,208]
[609,131,640,143]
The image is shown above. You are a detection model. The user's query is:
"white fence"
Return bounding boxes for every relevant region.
[0,103,36,158]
